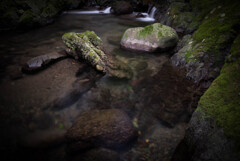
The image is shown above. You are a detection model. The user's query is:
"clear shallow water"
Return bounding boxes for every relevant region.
[0,13,199,161]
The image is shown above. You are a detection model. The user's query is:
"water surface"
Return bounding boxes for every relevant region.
[0,12,199,161]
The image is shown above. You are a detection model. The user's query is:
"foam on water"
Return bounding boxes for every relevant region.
[64,7,111,14]
[136,6,156,22]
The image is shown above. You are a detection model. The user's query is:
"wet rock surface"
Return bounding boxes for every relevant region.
[111,1,133,15]
[172,111,240,161]
[121,23,178,52]
[22,50,68,73]
[66,109,137,152]
[170,1,240,160]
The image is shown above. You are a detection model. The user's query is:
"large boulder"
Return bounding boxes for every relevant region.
[66,109,137,152]
[62,30,133,79]
[111,1,133,15]
[121,23,178,52]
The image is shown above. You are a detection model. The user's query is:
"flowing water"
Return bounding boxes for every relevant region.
[0,11,200,161]
[135,6,156,22]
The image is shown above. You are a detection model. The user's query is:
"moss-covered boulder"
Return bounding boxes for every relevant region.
[62,31,107,71]
[171,0,240,84]
[159,2,192,31]
[166,2,196,33]
[121,23,178,52]
[173,35,240,161]
[66,109,137,152]
[198,35,240,147]
[62,31,133,79]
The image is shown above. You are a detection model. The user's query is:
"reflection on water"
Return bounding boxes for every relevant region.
[0,13,200,161]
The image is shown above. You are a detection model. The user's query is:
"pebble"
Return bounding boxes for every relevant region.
[210,8,216,14]
[220,13,225,17]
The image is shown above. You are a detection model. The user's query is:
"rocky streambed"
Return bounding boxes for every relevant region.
[0,5,230,161]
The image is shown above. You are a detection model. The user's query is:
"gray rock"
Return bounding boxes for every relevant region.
[121,23,178,52]
[22,50,67,73]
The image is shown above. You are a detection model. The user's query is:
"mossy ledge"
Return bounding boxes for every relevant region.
[197,34,240,152]
[171,0,240,83]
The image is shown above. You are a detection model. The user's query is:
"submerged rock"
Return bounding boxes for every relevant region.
[22,50,67,73]
[111,1,133,15]
[62,30,133,79]
[66,109,137,152]
[121,23,178,52]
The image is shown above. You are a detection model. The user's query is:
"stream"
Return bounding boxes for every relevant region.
[0,10,201,161]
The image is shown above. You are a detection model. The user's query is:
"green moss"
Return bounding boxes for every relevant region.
[169,2,190,15]
[124,33,128,39]
[62,31,104,66]
[62,32,80,50]
[185,50,193,62]
[93,48,102,57]
[138,24,154,38]
[77,30,102,47]
[227,35,240,62]
[158,31,163,38]
[192,1,239,50]
[88,51,97,59]
[156,23,163,28]
[172,12,195,29]
[198,35,240,151]
[184,1,240,64]
[41,4,58,18]
[19,10,38,24]
[190,0,220,11]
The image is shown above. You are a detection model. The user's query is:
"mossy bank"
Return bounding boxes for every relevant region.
[171,0,240,160]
